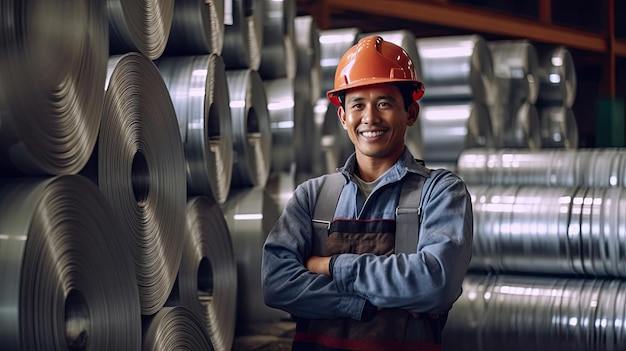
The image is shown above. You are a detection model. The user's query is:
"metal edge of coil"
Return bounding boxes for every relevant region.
[222,0,263,70]
[165,0,225,55]
[0,175,141,350]
[142,306,215,350]
[0,1,107,176]
[258,0,297,79]
[96,52,186,315]
[156,54,234,204]
[226,69,273,188]
[294,15,322,103]
[108,0,175,60]
[264,77,297,174]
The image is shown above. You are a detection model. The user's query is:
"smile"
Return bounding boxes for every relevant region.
[361,130,385,137]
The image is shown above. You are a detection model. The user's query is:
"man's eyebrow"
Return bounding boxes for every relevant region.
[347,95,396,103]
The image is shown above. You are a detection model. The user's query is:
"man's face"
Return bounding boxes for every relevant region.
[338,83,418,162]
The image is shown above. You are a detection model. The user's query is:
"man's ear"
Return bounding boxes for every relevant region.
[407,102,419,126]
[337,106,348,130]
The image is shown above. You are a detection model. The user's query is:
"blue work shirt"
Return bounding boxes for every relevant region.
[262,148,473,321]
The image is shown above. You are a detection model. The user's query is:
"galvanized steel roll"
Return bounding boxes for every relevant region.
[95,52,186,315]
[165,0,225,55]
[539,105,578,149]
[415,35,494,106]
[294,15,322,103]
[156,54,234,204]
[226,69,272,188]
[175,196,237,351]
[0,175,141,350]
[488,40,541,105]
[537,45,577,108]
[318,27,360,98]
[420,100,494,164]
[221,185,288,324]
[143,306,215,351]
[0,0,107,176]
[492,100,542,149]
[108,0,174,60]
[444,274,626,351]
[314,97,354,173]
[264,77,298,173]
[258,0,297,79]
[222,0,264,70]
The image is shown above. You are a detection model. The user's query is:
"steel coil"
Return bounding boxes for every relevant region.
[226,69,273,188]
[488,40,541,105]
[165,0,225,55]
[108,0,174,60]
[0,175,141,350]
[294,15,322,103]
[415,35,494,106]
[221,185,289,324]
[172,196,237,351]
[143,306,215,351]
[537,45,577,108]
[420,100,494,164]
[92,52,186,315]
[222,0,264,70]
[0,0,107,176]
[156,54,234,203]
[539,105,578,149]
[314,97,354,173]
[258,0,297,79]
[264,77,298,173]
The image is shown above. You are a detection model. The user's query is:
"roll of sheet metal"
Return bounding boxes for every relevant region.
[94,52,186,315]
[0,0,107,176]
[468,184,626,278]
[0,175,141,350]
[264,77,298,173]
[420,100,494,164]
[314,97,354,173]
[258,0,297,79]
[457,148,626,187]
[444,274,626,351]
[221,185,289,324]
[143,306,215,350]
[173,196,237,351]
[294,15,322,103]
[361,30,422,80]
[537,45,577,108]
[415,35,494,106]
[222,0,264,70]
[318,27,360,98]
[502,100,542,149]
[539,105,578,149]
[488,40,541,105]
[165,0,225,55]
[226,69,273,188]
[156,54,234,204]
[107,0,174,60]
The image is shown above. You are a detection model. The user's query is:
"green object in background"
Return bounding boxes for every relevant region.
[596,98,625,147]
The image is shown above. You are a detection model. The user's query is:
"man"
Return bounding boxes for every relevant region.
[261,35,473,351]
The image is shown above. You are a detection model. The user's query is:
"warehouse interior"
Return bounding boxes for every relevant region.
[1,0,625,350]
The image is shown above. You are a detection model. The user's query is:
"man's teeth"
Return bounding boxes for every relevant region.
[361,131,384,137]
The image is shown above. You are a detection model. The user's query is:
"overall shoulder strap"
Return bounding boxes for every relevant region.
[395,170,430,254]
[311,173,345,255]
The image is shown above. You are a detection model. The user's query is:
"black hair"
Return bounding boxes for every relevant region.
[337,82,419,111]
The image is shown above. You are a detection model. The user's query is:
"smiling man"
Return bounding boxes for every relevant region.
[262,35,474,351]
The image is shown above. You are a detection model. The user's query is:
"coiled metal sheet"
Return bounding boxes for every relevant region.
[444,274,626,351]
[0,0,107,176]
[539,105,578,149]
[537,45,577,108]
[420,100,494,164]
[264,78,298,173]
[221,185,289,324]
[156,54,234,204]
[294,15,322,103]
[173,196,237,351]
[457,148,626,187]
[165,0,225,55]
[94,52,186,315]
[490,99,542,149]
[318,27,360,98]
[226,69,272,188]
[107,0,174,60]
[488,40,540,105]
[415,35,494,106]
[258,0,297,79]
[314,97,354,173]
[143,306,215,350]
[0,175,141,350]
[222,0,264,70]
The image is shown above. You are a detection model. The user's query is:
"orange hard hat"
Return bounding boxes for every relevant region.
[326,35,424,107]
